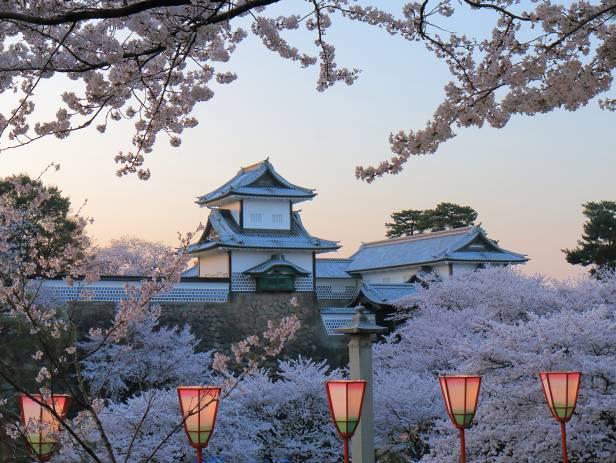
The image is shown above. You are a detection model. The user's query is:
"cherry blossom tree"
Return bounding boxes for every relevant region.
[0,171,300,462]
[55,267,616,462]
[67,357,342,462]
[93,235,183,276]
[373,267,616,462]
[79,308,215,400]
[0,1,612,180]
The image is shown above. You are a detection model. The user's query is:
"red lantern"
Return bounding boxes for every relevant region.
[325,380,367,463]
[539,371,582,463]
[177,386,221,463]
[439,375,481,463]
[19,393,70,462]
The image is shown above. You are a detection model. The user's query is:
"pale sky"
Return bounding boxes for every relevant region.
[0,5,614,280]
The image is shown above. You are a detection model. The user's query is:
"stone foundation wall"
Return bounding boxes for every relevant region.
[71,292,351,367]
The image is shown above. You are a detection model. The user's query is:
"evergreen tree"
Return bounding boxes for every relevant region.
[386,203,478,238]
[0,174,83,275]
[429,202,478,232]
[564,201,616,275]
[386,209,428,238]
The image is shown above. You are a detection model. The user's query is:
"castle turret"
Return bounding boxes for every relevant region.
[188,159,339,293]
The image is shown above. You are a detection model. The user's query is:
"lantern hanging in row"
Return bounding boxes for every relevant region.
[177,386,221,463]
[20,393,70,463]
[438,371,582,463]
[539,371,582,463]
[325,380,367,463]
[16,371,582,463]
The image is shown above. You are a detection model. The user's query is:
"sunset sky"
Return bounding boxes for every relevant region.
[0,5,614,280]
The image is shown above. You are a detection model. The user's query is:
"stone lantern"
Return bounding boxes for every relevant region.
[336,305,388,463]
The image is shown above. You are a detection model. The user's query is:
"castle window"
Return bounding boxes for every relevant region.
[250,212,262,224]
[256,272,295,292]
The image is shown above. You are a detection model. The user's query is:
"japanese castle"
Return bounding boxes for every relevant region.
[42,159,528,335]
[186,159,339,292]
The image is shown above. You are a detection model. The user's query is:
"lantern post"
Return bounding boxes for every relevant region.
[336,305,388,463]
[177,386,221,463]
[19,393,70,462]
[438,375,482,463]
[539,371,582,463]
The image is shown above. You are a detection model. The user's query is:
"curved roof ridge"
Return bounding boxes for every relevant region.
[239,158,269,173]
[244,253,310,276]
[356,281,418,305]
[365,282,417,287]
[197,159,316,205]
[346,225,526,272]
[188,208,340,253]
[361,226,476,248]
[446,227,527,259]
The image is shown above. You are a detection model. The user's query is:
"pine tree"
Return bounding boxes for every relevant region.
[564,201,616,275]
[385,203,478,238]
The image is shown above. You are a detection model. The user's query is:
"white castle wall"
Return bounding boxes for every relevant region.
[242,198,291,230]
[224,200,242,225]
[39,278,229,303]
[358,262,492,283]
[232,251,312,272]
[315,278,360,300]
[199,251,229,277]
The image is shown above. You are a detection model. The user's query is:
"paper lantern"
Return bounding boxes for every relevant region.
[20,393,70,462]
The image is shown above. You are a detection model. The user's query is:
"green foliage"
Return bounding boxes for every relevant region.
[0,174,81,274]
[0,315,40,396]
[564,201,616,275]
[385,202,478,238]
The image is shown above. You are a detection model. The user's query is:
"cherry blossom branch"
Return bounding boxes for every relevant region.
[0,1,200,25]
[0,23,76,140]
[140,314,300,463]
[461,0,531,21]
[544,3,616,52]
[122,391,156,463]
[0,0,280,26]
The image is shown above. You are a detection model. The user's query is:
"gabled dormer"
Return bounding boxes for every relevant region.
[196,159,316,231]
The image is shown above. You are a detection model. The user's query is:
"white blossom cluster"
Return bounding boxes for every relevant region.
[93,236,182,276]
[374,267,616,461]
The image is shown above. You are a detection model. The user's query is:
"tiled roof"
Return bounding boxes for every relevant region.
[197,159,315,205]
[346,226,527,272]
[447,251,525,262]
[244,254,310,275]
[188,209,339,253]
[357,282,417,305]
[315,258,355,279]
[320,307,377,336]
[181,264,199,277]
